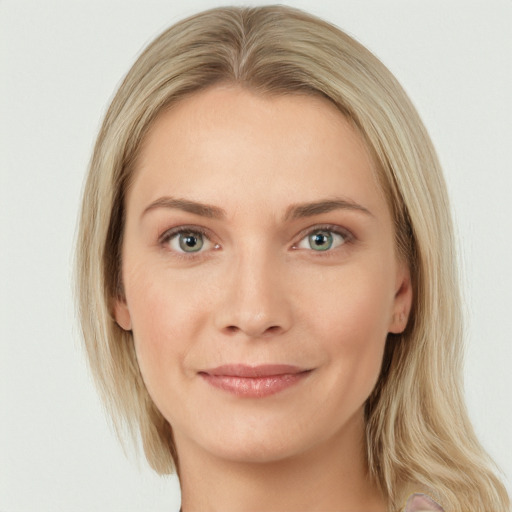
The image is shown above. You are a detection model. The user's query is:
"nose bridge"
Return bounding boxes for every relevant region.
[215,239,292,337]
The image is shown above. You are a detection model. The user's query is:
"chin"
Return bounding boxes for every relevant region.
[179,410,339,466]
[202,433,310,465]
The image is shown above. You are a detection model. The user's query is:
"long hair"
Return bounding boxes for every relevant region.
[75,6,510,511]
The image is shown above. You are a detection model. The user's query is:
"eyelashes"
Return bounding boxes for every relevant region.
[292,225,352,252]
[158,225,219,256]
[158,223,354,259]
[160,227,212,253]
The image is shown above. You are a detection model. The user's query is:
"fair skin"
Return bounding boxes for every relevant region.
[115,85,412,512]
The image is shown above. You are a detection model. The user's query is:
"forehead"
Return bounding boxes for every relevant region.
[128,85,387,220]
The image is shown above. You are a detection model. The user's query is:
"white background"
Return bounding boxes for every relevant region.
[1,1,511,511]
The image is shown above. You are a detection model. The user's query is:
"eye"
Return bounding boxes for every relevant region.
[160,227,216,254]
[295,227,349,252]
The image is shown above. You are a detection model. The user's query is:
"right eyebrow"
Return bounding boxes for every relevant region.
[141,196,227,220]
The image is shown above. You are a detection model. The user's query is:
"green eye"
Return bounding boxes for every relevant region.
[308,231,333,251]
[162,227,216,255]
[178,232,204,252]
[295,227,348,252]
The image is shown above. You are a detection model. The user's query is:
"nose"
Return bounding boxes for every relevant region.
[213,245,293,338]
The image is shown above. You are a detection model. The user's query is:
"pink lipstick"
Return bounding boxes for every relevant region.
[199,364,311,398]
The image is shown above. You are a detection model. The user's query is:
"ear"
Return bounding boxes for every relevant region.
[113,297,132,331]
[388,263,413,334]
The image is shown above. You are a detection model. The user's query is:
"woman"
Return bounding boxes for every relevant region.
[75,6,510,512]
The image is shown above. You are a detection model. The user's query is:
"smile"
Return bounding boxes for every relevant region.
[198,364,312,398]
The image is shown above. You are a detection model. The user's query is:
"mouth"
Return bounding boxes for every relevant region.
[198,364,312,398]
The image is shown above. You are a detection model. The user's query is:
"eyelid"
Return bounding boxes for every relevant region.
[158,225,219,257]
[157,223,354,256]
[158,224,211,244]
[291,224,355,249]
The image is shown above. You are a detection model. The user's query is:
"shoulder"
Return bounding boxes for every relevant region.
[403,493,444,512]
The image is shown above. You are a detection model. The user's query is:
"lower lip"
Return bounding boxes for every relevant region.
[199,372,310,398]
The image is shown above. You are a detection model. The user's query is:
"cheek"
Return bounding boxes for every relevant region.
[307,267,392,391]
[309,262,393,340]
[123,262,207,393]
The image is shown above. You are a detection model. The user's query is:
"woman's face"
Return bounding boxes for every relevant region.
[115,85,412,464]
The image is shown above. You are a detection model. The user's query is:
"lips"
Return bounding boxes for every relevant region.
[198,364,311,398]
[202,364,306,377]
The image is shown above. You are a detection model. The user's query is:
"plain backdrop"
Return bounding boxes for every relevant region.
[1,1,511,511]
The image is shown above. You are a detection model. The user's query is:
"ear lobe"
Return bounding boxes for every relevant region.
[389,266,413,334]
[113,298,132,331]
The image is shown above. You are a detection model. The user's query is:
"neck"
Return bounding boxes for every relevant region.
[176,411,387,512]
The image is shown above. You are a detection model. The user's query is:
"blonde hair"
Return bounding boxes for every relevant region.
[75,6,510,511]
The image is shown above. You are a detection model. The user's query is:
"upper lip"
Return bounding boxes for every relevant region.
[200,364,308,378]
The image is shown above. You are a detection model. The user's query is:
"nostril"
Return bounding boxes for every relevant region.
[260,325,283,337]
[223,324,282,336]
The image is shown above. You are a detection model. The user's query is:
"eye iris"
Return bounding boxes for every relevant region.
[309,231,333,251]
[179,232,203,252]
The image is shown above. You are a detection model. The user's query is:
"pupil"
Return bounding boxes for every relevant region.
[179,232,203,252]
[310,231,332,251]
[184,235,197,247]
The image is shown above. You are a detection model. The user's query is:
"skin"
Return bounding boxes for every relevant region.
[115,85,412,512]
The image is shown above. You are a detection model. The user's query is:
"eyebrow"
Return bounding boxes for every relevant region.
[142,197,226,219]
[284,198,373,220]
[142,196,372,221]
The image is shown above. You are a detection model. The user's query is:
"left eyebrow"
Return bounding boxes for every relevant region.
[284,198,373,221]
